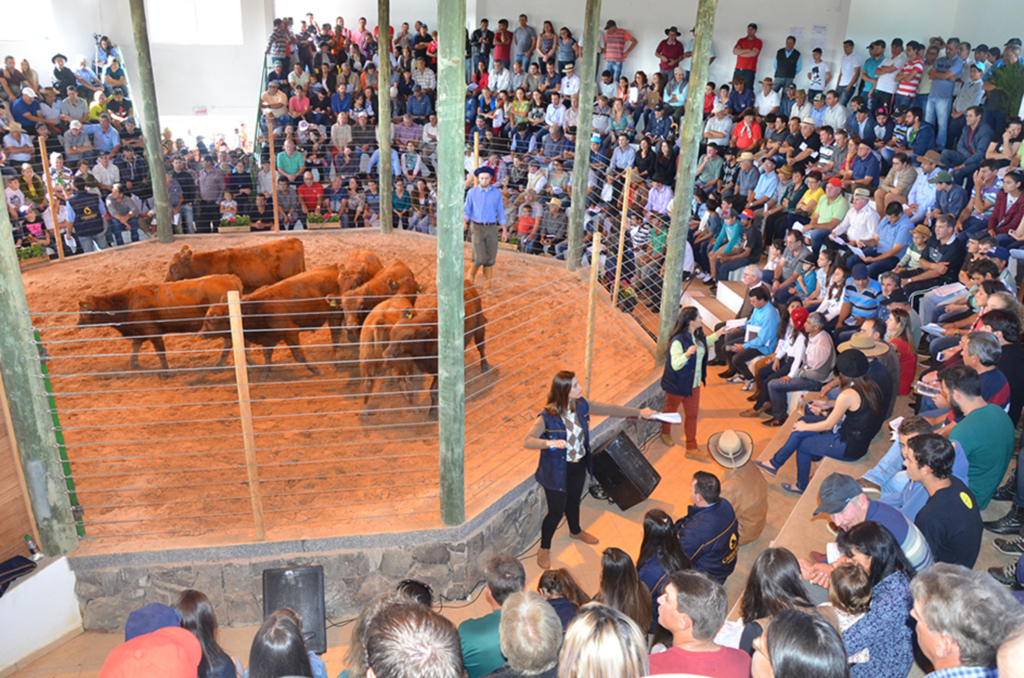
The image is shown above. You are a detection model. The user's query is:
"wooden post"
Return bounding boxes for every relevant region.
[472,132,480,186]
[565,0,603,271]
[226,291,266,541]
[436,0,467,527]
[267,114,281,232]
[0,375,40,546]
[657,0,719,365]
[611,167,632,306]
[128,0,174,244]
[0,198,77,556]
[37,138,64,262]
[377,0,393,234]
[583,232,602,399]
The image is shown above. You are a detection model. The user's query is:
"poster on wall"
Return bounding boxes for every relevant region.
[811,23,828,52]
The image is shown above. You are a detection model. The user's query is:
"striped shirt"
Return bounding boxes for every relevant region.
[842,277,883,319]
[896,57,924,97]
[604,29,634,63]
[866,500,934,572]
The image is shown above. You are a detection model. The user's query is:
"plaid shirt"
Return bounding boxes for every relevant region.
[926,668,997,678]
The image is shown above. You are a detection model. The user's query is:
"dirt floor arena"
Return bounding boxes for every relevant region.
[21,231,655,552]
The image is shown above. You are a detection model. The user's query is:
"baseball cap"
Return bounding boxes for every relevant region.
[827,177,843,188]
[22,88,37,99]
[929,170,954,184]
[740,208,755,220]
[99,627,201,678]
[786,83,796,90]
[852,263,869,280]
[813,473,864,516]
[1006,38,1022,48]
[70,120,82,130]
[124,603,182,641]
[813,93,825,102]
[986,246,1010,261]
[604,20,617,29]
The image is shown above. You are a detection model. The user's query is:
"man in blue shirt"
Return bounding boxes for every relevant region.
[406,85,432,122]
[853,201,913,277]
[726,78,754,119]
[836,263,884,329]
[82,114,121,155]
[464,166,507,289]
[848,140,881,189]
[926,39,964,148]
[10,88,44,129]
[676,471,739,584]
[723,286,779,385]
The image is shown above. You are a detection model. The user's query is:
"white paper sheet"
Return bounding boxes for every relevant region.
[725,318,748,329]
[651,412,682,424]
[921,323,946,337]
[826,542,841,564]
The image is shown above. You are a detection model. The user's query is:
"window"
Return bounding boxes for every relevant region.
[145,0,243,46]
[0,0,56,41]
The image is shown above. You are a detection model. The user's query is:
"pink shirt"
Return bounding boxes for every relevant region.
[648,646,752,678]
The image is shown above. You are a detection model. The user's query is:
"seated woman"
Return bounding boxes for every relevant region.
[751,608,849,678]
[926,280,1007,363]
[635,509,691,633]
[886,308,917,397]
[592,547,653,635]
[742,302,806,417]
[829,522,915,678]
[537,568,591,631]
[739,548,840,656]
[990,170,1024,248]
[755,348,883,494]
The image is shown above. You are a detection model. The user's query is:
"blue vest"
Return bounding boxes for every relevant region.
[676,500,739,585]
[535,398,591,492]
[68,192,105,236]
[660,332,706,397]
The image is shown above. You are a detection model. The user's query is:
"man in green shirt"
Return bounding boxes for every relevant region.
[804,176,849,254]
[276,138,305,183]
[458,553,525,678]
[695,144,725,191]
[943,364,1015,510]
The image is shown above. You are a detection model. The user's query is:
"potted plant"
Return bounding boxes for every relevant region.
[616,283,638,313]
[325,212,340,223]
[18,243,48,270]
[499,233,520,251]
[307,213,325,224]
[987,61,1024,118]
[219,213,251,233]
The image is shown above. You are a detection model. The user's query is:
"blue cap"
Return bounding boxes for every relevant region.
[125,603,182,641]
[852,263,869,280]
[986,246,1010,261]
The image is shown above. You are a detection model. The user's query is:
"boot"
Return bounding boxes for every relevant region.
[570,530,599,545]
[659,433,675,447]
[983,504,1024,535]
[993,471,1018,502]
[685,446,710,461]
[537,548,551,570]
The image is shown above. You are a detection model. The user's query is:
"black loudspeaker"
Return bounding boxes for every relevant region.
[262,565,327,654]
[591,432,661,510]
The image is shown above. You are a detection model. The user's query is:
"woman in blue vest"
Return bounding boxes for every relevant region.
[524,370,654,570]
[635,508,691,634]
[659,307,713,455]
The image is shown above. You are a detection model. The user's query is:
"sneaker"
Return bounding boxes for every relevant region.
[988,563,1022,589]
[727,375,746,384]
[755,460,779,476]
[741,380,755,391]
[995,536,1024,557]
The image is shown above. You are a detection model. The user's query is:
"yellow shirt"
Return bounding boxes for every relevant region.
[797,186,824,213]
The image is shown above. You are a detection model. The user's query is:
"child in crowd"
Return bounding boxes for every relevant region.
[763,238,784,283]
[219,190,237,222]
[792,255,819,301]
[817,264,849,328]
[819,562,872,665]
[894,224,931,274]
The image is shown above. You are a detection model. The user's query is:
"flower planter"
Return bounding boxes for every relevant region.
[306,221,341,230]
[19,256,50,271]
[217,225,251,234]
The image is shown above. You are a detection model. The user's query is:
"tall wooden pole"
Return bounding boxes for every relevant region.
[128,0,174,244]
[565,0,603,272]
[583,232,602,399]
[611,167,632,305]
[0,201,77,555]
[377,0,393,234]
[436,0,467,526]
[657,0,718,365]
[37,139,64,262]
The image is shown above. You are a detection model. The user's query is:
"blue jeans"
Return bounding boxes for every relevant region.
[846,248,899,278]
[768,377,824,422]
[769,420,849,490]
[925,96,952,148]
[179,204,195,234]
[606,61,624,82]
[773,77,795,93]
[862,440,911,496]
[77,231,107,253]
[110,217,142,245]
[805,227,831,255]
[893,94,915,112]
[515,53,532,71]
[920,285,967,324]
[838,87,856,107]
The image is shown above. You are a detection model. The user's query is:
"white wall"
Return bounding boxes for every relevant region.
[0,558,82,674]
[846,0,1024,54]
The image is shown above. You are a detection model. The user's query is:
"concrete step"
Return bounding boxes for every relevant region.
[718,281,746,315]
[684,292,736,332]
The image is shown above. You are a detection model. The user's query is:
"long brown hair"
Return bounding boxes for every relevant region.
[538,568,591,609]
[839,374,883,418]
[593,547,653,633]
[545,370,576,416]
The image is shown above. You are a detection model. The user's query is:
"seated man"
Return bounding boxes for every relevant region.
[911,564,1024,675]
[675,471,740,585]
[900,213,966,306]
[720,285,779,388]
[860,415,969,522]
[803,177,849,254]
[904,434,983,567]
[458,554,526,678]
[369,603,464,678]
[482,592,561,678]
[799,473,934,589]
[940,105,994,186]
[648,571,751,676]
[712,430,769,545]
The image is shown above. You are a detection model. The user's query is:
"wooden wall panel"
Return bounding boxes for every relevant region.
[0,377,36,563]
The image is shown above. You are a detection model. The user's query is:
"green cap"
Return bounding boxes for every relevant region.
[929,171,954,184]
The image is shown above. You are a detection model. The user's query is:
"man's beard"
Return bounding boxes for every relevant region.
[949,396,964,420]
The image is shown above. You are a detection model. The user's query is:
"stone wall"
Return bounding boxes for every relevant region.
[69,377,663,631]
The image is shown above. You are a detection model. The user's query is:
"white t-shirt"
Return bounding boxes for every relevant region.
[838,53,863,87]
[755,89,781,116]
[807,60,830,90]
[876,52,909,94]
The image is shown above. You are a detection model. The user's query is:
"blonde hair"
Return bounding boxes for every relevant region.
[558,603,648,678]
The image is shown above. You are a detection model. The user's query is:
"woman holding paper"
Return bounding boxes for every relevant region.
[659,307,713,457]
[523,370,656,570]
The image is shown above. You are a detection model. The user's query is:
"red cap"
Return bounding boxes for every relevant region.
[740,209,755,220]
[790,306,810,330]
[827,177,843,188]
[100,627,201,678]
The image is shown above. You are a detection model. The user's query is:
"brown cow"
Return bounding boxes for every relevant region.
[382,281,490,420]
[165,238,306,291]
[201,265,341,378]
[77,274,244,377]
[329,261,418,341]
[358,296,415,404]
[337,248,384,294]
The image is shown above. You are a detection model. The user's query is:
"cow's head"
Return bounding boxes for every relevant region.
[200,300,230,335]
[165,245,193,281]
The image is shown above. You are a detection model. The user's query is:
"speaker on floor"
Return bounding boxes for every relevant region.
[591,432,661,510]
[262,565,327,654]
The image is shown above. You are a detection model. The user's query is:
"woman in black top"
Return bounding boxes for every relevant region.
[654,139,677,179]
[986,117,1023,170]
[175,590,239,678]
[633,137,656,181]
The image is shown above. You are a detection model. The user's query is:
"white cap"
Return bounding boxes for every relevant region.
[22,88,38,99]
[712,102,726,113]
[69,120,82,130]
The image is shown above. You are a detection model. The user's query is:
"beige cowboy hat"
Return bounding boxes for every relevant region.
[837,331,888,357]
[707,429,754,469]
